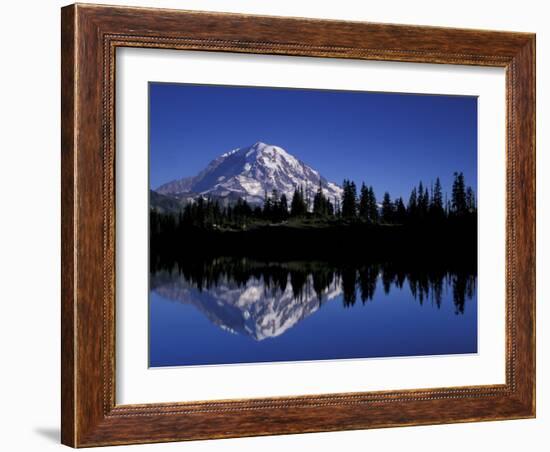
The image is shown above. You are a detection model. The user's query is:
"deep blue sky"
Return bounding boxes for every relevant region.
[149,82,477,200]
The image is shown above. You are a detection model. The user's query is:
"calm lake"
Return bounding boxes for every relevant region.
[149,258,477,367]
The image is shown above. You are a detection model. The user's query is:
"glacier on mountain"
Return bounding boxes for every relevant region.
[155,141,343,205]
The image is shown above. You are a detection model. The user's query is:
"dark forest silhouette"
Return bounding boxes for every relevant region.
[152,172,475,229]
[150,172,477,263]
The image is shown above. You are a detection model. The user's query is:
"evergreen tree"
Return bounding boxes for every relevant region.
[270,189,280,221]
[233,198,251,226]
[367,186,379,223]
[290,185,307,217]
[263,190,272,219]
[417,181,429,218]
[341,179,357,219]
[350,182,357,208]
[394,197,407,223]
[381,192,394,223]
[359,183,369,220]
[408,187,418,221]
[430,177,445,219]
[313,181,329,217]
[451,172,467,216]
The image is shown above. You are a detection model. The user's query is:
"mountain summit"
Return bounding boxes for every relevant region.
[155,142,343,205]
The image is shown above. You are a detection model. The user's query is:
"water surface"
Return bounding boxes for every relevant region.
[149,258,477,367]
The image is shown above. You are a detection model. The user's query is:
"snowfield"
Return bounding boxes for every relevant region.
[155,141,343,205]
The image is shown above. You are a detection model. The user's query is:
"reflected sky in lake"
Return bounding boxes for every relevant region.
[149,259,477,367]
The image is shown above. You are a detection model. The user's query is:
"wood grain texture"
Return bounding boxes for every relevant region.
[60,5,76,447]
[61,3,536,447]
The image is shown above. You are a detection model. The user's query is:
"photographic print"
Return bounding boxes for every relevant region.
[148,83,478,368]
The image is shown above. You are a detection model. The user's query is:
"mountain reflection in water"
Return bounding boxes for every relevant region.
[150,258,476,353]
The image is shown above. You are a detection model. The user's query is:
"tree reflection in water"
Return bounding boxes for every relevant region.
[150,256,476,315]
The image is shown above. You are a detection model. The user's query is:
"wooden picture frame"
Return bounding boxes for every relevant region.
[61,3,535,447]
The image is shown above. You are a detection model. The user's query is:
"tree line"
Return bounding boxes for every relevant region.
[150,172,476,231]
[341,172,476,224]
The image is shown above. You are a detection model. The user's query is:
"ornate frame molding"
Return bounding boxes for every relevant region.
[62,4,535,447]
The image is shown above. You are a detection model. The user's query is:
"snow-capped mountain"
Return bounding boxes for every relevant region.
[155,141,343,205]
